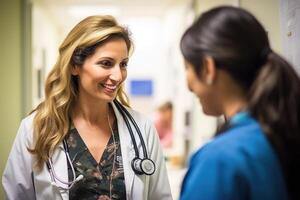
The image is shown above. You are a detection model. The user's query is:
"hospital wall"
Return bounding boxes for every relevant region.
[0,0,22,198]
[195,0,281,52]
[32,3,60,107]
[188,0,281,154]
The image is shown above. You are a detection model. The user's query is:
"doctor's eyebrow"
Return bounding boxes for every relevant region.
[96,57,129,61]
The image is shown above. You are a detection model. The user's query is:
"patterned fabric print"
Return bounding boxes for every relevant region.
[66,122,126,200]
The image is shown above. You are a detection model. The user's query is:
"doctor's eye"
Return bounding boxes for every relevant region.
[98,60,113,68]
[120,61,128,68]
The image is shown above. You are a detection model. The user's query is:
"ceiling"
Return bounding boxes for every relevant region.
[33,0,192,36]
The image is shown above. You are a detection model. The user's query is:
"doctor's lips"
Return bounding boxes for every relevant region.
[100,83,118,93]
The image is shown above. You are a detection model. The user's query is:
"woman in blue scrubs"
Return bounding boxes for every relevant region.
[179,6,300,200]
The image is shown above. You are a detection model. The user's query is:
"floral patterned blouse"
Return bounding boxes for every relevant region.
[66,121,126,200]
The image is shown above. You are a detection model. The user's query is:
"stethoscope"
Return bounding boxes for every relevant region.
[113,99,156,176]
[46,99,156,189]
[46,140,84,189]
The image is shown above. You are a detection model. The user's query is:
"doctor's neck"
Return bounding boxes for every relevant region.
[71,99,110,125]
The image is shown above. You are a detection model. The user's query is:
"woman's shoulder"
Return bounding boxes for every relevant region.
[19,112,36,132]
[22,112,36,124]
[20,112,36,134]
[192,118,277,170]
[215,118,270,156]
[12,112,36,147]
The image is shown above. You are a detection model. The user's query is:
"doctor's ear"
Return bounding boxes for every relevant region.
[202,56,217,85]
[71,65,80,76]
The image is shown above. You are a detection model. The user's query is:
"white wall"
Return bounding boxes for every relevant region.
[280,0,300,75]
[32,4,60,107]
[196,0,281,52]
[241,0,281,53]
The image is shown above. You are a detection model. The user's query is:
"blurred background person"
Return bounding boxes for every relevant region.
[179,6,300,200]
[154,101,173,148]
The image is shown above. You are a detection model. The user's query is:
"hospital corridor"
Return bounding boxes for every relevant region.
[1,0,300,199]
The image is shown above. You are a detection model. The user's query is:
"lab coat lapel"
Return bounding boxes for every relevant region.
[111,102,135,199]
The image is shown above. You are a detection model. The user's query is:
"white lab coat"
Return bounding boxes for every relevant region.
[2,102,173,200]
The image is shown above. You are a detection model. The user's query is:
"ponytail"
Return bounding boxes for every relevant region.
[248,52,300,199]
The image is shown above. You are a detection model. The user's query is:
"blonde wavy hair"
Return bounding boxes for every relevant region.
[29,15,132,170]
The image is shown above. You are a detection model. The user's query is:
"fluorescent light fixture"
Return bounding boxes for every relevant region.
[68,5,120,18]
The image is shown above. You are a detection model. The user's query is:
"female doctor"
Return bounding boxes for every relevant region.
[3,15,172,200]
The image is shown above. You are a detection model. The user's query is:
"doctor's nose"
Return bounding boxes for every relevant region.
[109,65,123,82]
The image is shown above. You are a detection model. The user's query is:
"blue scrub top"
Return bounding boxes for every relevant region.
[180,112,288,200]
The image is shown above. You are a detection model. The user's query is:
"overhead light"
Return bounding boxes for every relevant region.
[68,5,120,18]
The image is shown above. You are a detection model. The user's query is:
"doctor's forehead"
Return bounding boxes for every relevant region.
[92,39,129,60]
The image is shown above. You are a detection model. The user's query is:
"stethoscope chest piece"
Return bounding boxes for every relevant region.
[131,157,156,176]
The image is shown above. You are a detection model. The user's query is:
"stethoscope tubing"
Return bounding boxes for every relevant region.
[46,140,77,189]
[114,100,148,158]
[113,100,140,157]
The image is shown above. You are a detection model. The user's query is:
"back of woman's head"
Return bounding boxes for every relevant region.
[31,15,132,170]
[181,6,270,90]
[181,6,300,199]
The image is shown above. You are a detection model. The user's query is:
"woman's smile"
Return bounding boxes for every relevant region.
[99,83,118,94]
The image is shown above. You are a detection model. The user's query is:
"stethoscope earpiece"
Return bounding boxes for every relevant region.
[75,174,84,182]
